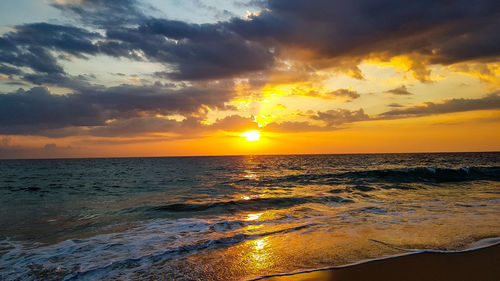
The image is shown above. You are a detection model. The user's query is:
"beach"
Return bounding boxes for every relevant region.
[258,242,500,281]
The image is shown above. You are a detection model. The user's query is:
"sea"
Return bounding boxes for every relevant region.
[0,152,499,280]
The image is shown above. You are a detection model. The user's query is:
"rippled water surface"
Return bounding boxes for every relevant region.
[1,153,499,280]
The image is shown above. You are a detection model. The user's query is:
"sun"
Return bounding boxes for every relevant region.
[240,130,261,141]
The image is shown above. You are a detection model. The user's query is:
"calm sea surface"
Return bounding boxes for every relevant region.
[0,153,499,280]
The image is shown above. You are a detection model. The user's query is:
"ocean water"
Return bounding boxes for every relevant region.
[0,153,499,280]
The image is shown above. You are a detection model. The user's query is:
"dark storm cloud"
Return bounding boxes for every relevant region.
[80,82,233,114]
[230,0,500,66]
[381,93,500,117]
[0,87,104,135]
[101,19,275,80]
[88,117,184,137]
[50,0,275,80]
[7,23,101,56]
[7,0,498,83]
[0,23,101,77]
[386,85,412,96]
[86,0,500,79]
[0,64,22,75]
[21,73,93,89]
[0,43,63,75]
[1,4,275,81]
[0,84,232,136]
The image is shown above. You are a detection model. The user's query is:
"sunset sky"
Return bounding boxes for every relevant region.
[0,0,499,158]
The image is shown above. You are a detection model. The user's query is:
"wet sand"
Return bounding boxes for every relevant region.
[256,243,500,281]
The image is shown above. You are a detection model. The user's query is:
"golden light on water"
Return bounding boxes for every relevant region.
[240,130,261,141]
[253,238,268,250]
[246,237,272,271]
[245,212,263,221]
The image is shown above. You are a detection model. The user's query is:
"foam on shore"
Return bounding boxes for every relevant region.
[253,238,500,281]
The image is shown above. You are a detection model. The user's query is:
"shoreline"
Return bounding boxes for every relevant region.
[252,238,500,281]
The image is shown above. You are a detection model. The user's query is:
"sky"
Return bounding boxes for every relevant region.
[0,0,499,158]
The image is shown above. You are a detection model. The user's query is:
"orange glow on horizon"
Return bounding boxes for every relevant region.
[3,110,498,159]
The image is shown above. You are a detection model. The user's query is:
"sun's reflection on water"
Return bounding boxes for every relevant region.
[253,237,268,250]
[243,171,258,179]
[245,236,273,271]
[245,212,263,221]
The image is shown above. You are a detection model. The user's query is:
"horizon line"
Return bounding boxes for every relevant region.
[1,150,499,161]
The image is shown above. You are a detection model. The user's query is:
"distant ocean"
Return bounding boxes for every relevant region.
[1,153,499,280]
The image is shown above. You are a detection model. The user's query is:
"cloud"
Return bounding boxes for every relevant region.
[49,0,276,80]
[0,136,12,147]
[0,87,103,134]
[76,136,177,145]
[209,115,258,131]
[0,84,234,136]
[9,23,101,56]
[0,23,102,78]
[1,0,499,142]
[0,44,63,75]
[265,121,331,132]
[281,86,362,100]
[0,64,22,75]
[87,117,188,137]
[0,138,78,159]
[310,108,370,126]
[103,19,276,80]
[0,20,274,82]
[229,0,500,77]
[84,114,257,138]
[325,89,361,100]
[51,0,148,27]
[262,108,370,132]
[386,85,412,95]
[381,93,500,117]
[50,0,500,83]
[3,0,497,85]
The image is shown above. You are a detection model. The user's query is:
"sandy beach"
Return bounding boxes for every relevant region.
[256,242,500,281]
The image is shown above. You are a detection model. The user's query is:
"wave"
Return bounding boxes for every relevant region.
[343,166,500,183]
[150,195,353,213]
[0,219,315,281]
[62,224,315,281]
[239,166,500,187]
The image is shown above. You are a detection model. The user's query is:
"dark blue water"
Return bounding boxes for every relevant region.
[1,153,499,280]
